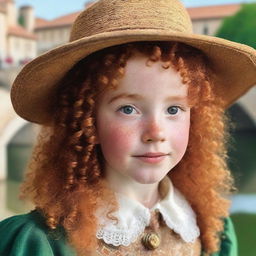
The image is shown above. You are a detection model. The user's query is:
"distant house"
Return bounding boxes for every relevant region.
[187,4,241,35]
[35,12,80,55]
[0,0,37,68]
[34,1,95,54]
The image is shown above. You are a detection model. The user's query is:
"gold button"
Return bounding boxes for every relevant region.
[142,232,161,250]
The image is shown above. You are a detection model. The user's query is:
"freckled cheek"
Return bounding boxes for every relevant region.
[98,123,136,160]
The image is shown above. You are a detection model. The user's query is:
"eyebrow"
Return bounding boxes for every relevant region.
[165,96,188,102]
[108,93,143,104]
[108,93,188,104]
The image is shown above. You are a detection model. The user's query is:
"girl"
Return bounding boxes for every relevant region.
[1,0,256,255]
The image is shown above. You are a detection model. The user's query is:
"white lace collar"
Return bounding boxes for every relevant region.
[96,176,200,246]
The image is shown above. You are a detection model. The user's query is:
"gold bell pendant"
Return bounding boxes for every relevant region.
[142,232,161,250]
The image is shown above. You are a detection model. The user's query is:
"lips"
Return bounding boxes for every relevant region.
[133,152,169,164]
[135,152,168,157]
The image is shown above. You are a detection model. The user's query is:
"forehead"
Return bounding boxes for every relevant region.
[106,54,188,99]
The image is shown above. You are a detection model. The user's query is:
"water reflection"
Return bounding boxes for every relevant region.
[0,179,33,220]
[231,194,256,213]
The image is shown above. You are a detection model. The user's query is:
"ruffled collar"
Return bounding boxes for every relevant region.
[96,176,200,246]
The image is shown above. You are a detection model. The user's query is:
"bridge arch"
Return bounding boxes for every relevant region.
[0,117,28,180]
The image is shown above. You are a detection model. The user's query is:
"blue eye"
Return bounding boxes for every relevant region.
[167,106,179,115]
[119,105,135,115]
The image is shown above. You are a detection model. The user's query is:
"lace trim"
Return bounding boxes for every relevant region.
[96,213,150,246]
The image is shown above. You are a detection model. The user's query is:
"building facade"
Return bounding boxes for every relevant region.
[188,4,241,35]
[35,13,79,55]
[0,0,37,68]
[34,1,94,54]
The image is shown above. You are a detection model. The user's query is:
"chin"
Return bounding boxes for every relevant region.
[132,174,165,185]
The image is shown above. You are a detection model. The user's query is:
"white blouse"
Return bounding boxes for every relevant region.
[96,176,200,247]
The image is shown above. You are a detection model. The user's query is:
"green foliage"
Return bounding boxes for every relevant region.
[231,213,256,256]
[18,15,25,27]
[216,3,256,49]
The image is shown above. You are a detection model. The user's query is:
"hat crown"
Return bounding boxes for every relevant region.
[70,0,193,42]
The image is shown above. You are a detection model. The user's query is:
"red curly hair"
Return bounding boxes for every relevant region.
[20,41,234,255]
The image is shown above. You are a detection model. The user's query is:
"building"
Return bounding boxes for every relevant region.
[0,0,37,68]
[35,12,80,55]
[188,4,241,35]
[35,1,95,54]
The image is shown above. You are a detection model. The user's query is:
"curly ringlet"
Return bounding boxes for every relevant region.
[20,41,234,255]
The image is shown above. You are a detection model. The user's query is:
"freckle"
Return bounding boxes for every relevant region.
[138,121,145,129]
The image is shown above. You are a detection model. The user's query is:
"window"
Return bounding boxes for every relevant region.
[203,25,209,35]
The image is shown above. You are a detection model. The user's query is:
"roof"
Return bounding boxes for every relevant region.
[0,0,13,2]
[35,17,50,27]
[187,3,241,20]
[8,25,37,40]
[35,11,80,30]
[35,2,94,30]
[35,3,242,30]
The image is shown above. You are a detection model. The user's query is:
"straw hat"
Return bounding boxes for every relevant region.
[11,0,256,124]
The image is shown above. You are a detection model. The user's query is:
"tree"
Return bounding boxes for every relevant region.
[18,15,25,27]
[216,3,256,49]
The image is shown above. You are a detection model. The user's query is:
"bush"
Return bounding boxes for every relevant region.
[216,3,256,49]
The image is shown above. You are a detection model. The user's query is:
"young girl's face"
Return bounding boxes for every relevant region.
[96,53,190,185]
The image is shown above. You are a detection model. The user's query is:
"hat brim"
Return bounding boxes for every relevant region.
[11,29,256,124]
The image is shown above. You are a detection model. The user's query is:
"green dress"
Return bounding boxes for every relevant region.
[0,210,237,256]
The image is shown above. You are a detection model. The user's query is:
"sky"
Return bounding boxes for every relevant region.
[15,0,256,20]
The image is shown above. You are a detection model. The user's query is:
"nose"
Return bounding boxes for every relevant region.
[141,119,166,143]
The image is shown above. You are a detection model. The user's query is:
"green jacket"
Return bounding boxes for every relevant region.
[0,210,237,256]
